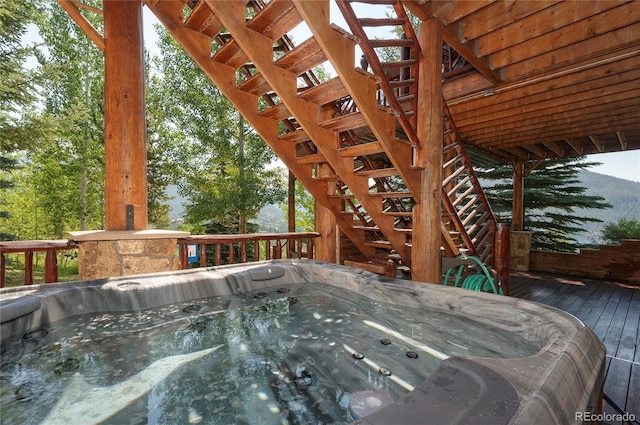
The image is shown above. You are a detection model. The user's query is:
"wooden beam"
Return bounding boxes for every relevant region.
[103,0,148,230]
[564,139,584,156]
[476,1,629,58]
[476,113,640,148]
[500,22,640,80]
[452,0,562,42]
[589,135,604,153]
[512,159,524,231]
[462,98,640,139]
[616,131,627,150]
[315,164,337,263]
[403,1,501,84]
[57,0,105,51]
[288,171,296,232]
[450,59,640,118]
[412,19,443,284]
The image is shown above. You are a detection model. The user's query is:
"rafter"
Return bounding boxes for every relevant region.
[616,131,627,150]
[57,0,104,51]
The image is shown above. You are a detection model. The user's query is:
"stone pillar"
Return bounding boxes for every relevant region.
[69,230,190,280]
[511,231,533,271]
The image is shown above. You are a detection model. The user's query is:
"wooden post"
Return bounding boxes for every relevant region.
[412,19,444,283]
[512,159,525,231]
[494,222,511,295]
[288,171,296,232]
[315,163,337,263]
[44,250,58,283]
[1,253,5,288]
[103,0,148,230]
[24,251,34,285]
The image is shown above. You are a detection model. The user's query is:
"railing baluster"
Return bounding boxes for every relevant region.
[216,244,222,266]
[24,251,34,285]
[1,253,5,288]
[241,241,247,263]
[199,243,207,267]
[228,243,235,264]
[44,251,58,283]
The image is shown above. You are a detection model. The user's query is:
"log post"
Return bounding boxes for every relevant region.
[494,222,511,295]
[288,171,296,232]
[512,159,525,231]
[315,164,337,263]
[412,19,444,283]
[103,0,148,230]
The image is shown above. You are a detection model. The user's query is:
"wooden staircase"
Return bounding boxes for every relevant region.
[145,0,497,270]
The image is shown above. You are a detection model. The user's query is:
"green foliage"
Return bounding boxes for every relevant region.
[601,219,640,243]
[151,26,286,233]
[477,157,611,252]
[279,178,315,232]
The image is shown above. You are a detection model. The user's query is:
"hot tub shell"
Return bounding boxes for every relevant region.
[0,260,605,425]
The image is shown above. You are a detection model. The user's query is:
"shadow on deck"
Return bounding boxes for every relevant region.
[511,271,639,425]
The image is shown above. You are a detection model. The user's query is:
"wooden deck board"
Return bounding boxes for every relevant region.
[511,271,639,423]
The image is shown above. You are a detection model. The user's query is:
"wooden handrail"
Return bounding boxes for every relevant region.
[0,240,77,287]
[1,233,320,287]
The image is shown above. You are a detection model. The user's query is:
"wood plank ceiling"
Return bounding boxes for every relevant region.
[406,0,640,163]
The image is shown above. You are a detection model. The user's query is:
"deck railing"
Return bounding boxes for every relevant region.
[0,240,78,287]
[0,232,320,287]
[177,232,319,269]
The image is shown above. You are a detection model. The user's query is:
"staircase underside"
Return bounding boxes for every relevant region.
[142,0,498,273]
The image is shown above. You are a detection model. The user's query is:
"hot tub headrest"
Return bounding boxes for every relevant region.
[0,296,41,324]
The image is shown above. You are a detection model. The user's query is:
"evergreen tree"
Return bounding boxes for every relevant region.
[477,157,611,252]
[0,0,54,240]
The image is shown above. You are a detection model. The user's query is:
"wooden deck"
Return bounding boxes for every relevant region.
[511,271,639,425]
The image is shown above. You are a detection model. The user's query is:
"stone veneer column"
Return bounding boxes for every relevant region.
[68,230,190,280]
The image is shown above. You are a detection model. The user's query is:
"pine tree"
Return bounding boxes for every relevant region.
[477,157,611,252]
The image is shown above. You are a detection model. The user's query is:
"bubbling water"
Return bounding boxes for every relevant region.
[0,282,538,425]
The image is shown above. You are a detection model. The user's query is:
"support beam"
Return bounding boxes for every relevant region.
[103,1,148,230]
[314,164,337,263]
[288,171,296,232]
[512,159,524,232]
[412,19,443,283]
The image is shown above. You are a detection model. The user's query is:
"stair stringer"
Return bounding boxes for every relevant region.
[146,0,374,257]
[293,0,422,197]
[203,0,411,260]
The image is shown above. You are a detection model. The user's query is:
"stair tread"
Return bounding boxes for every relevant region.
[184,1,222,36]
[354,168,398,178]
[237,73,271,96]
[259,103,291,120]
[338,142,384,157]
[275,37,326,75]
[370,191,412,198]
[320,112,367,132]
[358,17,405,27]
[296,153,326,164]
[369,39,415,48]
[212,39,249,69]
[278,129,310,143]
[247,0,302,39]
[299,77,348,104]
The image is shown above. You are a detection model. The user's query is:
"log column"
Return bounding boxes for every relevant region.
[103,0,147,230]
[314,164,337,263]
[512,159,525,231]
[412,19,444,283]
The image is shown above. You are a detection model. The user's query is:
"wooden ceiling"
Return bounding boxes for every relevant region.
[405,0,640,163]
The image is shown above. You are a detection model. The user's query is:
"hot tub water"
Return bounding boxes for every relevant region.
[0,281,538,425]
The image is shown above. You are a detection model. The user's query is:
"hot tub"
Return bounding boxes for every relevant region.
[0,260,604,425]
